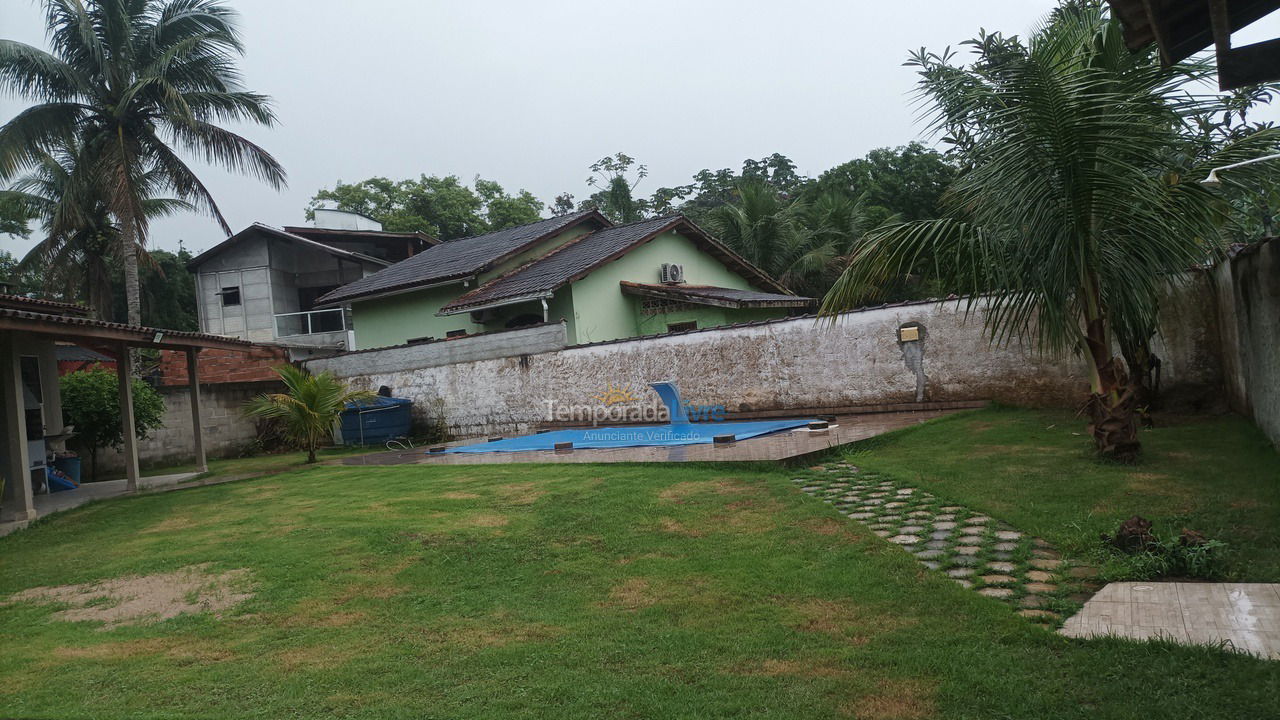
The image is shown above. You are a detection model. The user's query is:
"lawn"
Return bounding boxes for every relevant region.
[845,407,1280,581]
[0,409,1276,719]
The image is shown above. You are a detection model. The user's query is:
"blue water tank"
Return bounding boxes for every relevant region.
[339,397,413,446]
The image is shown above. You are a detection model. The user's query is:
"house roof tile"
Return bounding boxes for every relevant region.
[437,215,793,315]
[315,210,609,306]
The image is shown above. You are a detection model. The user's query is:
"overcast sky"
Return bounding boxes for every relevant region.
[3,0,1279,258]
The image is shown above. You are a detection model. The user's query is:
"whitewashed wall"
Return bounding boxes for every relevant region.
[304,285,1223,439]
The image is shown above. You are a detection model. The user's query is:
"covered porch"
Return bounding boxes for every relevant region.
[0,295,251,530]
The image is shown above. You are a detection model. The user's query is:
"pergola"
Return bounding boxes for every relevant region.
[0,295,251,524]
[1106,0,1280,89]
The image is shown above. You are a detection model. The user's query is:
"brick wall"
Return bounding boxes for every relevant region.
[156,345,289,386]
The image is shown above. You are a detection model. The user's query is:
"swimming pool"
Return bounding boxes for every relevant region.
[443,382,818,454]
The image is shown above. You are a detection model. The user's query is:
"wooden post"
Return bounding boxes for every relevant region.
[186,349,207,473]
[116,344,140,492]
[0,332,35,523]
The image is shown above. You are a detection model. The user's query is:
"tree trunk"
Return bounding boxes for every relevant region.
[119,216,142,327]
[1082,315,1141,463]
[306,445,317,464]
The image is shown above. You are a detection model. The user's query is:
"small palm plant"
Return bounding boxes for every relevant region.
[244,366,374,464]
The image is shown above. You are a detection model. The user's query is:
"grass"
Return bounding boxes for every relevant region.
[843,406,1280,580]
[0,410,1275,718]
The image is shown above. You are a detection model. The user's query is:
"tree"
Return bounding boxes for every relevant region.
[60,366,165,479]
[0,192,31,237]
[307,175,543,239]
[0,0,286,328]
[244,365,374,464]
[705,180,809,285]
[803,143,958,227]
[651,154,810,225]
[4,140,189,318]
[583,153,648,223]
[821,1,1280,461]
[706,181,874,297]
[109,246,198,330]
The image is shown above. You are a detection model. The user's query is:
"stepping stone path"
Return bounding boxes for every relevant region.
[793,463,1092,626]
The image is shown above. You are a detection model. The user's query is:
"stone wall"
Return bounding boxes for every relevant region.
[92,380,281,476]
[306,286,1222,439]
[1214,239,1280,446]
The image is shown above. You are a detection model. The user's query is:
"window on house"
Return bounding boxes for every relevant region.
[219,286,241,307]
[446,329,468,338]
[667,321,697,333]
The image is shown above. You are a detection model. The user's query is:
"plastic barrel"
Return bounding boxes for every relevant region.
[53,456,81,484]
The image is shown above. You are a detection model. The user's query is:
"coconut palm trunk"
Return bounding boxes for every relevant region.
[1080,290,1139,462]
[119,211,142,326]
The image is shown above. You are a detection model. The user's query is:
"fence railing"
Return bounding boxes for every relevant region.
[274,308,345,337]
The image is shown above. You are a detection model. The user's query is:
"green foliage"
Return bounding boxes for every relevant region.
[802,143,958,228]
[60,367,165,479]
[307,175,543,240]
[582,153,648,223]
[4,140,190,318]
[845,406,1280,581]
[107,247,198,331]
[0,0,285,325]
[243,365,375,463]
[820,1,1280,457]
[0,192,31,237]
[1093,537,1230,581]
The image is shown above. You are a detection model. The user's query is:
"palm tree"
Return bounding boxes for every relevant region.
[0,0,286,326]
[821,1,1280,461]
[789,191,872,297]
[2,140,189,317]
[244,365,375,464]
[705,180,809,282]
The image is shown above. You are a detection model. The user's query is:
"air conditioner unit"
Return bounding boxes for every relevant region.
[659,263,685,285]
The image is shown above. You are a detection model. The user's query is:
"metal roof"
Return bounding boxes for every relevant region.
[186,223,392,271]
[315,210,610,307]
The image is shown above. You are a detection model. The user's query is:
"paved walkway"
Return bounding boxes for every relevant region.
[1061,582,1280,660]
[795,462,1082,624]
[0,472,203,537]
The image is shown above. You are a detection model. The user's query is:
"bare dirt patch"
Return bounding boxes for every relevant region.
[733,657,855,680]
[658,479,742,503]
[440,491,480,500]
[415,611,561,651]
[496,482,545,505]
[798,517,865,541]
[4,564,253,629]
[469,513,509,528]
[598,576,722,614]
[52,636,235,663]
[659,517,705,537]
[140,514,201,534]
[785,598,913,644]
[602,578,659,611]
[841,678,936,719]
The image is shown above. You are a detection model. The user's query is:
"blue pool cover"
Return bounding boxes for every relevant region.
[446,418,817,454]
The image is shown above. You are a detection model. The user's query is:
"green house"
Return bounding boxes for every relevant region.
[316,211,813,349]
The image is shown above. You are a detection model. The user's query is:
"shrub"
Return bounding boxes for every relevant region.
[60,367,165,479]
